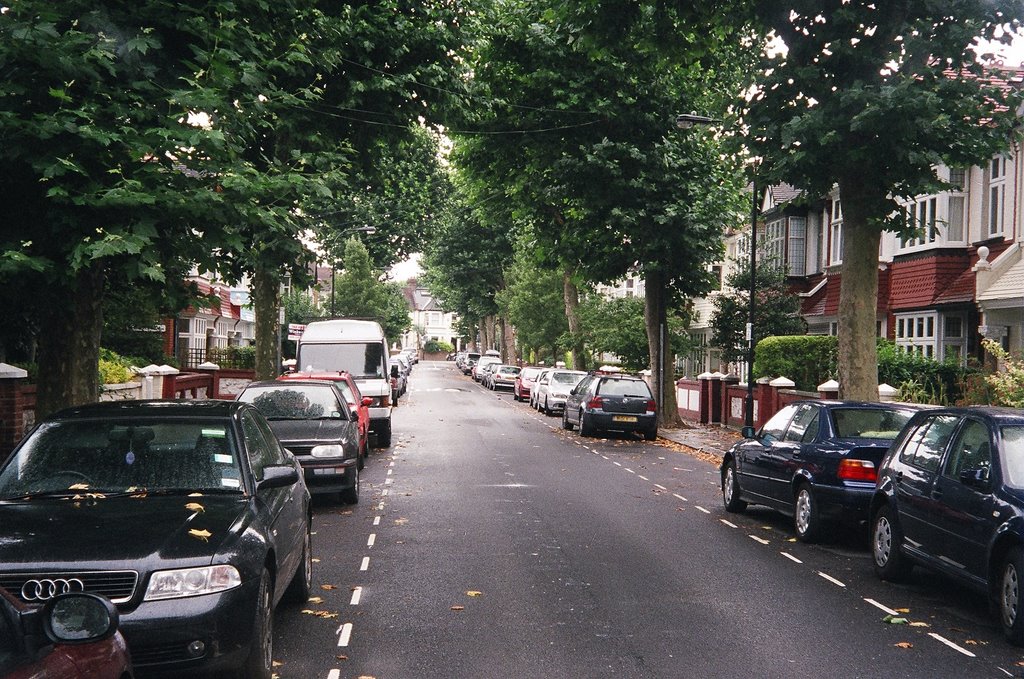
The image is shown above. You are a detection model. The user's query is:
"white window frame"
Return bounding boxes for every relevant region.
[787,217,807,276]
[985,155,1006,238]
[895,312,937,359]
[829,200,843,265]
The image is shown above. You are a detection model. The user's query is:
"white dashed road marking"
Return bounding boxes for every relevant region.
[781,552,803,564]
[367,534,376,548]
[863,598,899,616]
[749,535,769,545]
[350,587,362,605]
[695,506,711,514]
[720,519,738,528]
[337,622,353,647]
[373,516,381,526]
[817,572,846,587]
[929,632,976,658]
[673,494,688,502]
[654,484,667,491]
[360,557,370,571]
[328,669,341,679]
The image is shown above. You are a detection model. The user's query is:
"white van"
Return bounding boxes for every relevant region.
[296,319,393,447]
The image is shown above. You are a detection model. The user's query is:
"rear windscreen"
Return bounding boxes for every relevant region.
[598,380,652,397]
[298,343,385,379]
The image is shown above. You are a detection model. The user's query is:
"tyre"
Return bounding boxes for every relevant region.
[229,569,273,679]
[871,504,913,581]
[1001,547,1024,646]
[540,397,548,415]
[722,460,747,512]
[562,410,573,431]
[794,483,823,543]
[341,467,360,504]
[579,412,594,437]
[643,428,658,441]
[284,525,313,603]
[357,439,365,471]
[375,420,392,448]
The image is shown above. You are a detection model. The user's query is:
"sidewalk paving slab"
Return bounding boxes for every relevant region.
[658,424,743,459]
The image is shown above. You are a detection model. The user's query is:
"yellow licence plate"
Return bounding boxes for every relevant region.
[612,415,638,423]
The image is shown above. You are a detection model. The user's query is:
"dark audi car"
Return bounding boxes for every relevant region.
[721,400,918,542]
[237,380,361,504]
[870,406,1024,645]
[562,373,658,441]
[0,400,312,678]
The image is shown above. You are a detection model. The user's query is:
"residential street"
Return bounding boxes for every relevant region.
[271,362,1024,679]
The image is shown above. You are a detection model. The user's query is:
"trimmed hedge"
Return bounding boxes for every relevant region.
[424,340,454,354]
[753,335,977,404]
[754,336,837,391]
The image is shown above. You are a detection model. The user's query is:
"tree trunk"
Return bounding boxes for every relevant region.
[562,269,587,371]
[836,177,881,401]
[500,317,517,363]
[36,263,105,418]
[644,269,682,428]
[253,266,282,380]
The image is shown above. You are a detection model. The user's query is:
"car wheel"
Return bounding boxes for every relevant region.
[376,421,392,448]
[540,397,547,415]
[722,461,747,512]
[794,483,823,543]
[1001,547,1024,645]
[357,440,366,470]
[562,409,573,431]
[341,467,360,504]
[643,428,658,441]
[871,504,913,581]
[230,569,272,679]
[579,411,594,437]
[284,524,313,603]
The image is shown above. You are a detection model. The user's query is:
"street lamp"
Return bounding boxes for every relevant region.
[330,225,377,316]
[675,113,758,436]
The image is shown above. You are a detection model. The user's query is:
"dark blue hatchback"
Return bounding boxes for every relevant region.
[721,400,919,542]
[870,406,1024,645]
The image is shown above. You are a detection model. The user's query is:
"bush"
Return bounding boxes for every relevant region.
[208,345,256,369]
[423,340,454,354]
[877,341,977,405]
[99,348,137,385]
[754,335,837,391]
[982,339,1024,407]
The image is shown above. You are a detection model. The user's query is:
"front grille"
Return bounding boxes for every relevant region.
[0,570,138,604]
[132,640,205,666]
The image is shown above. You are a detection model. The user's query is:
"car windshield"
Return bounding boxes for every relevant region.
[500,367,521,375]
[0,419,244,499]
[239,385,346,420]
[1001,426,1024,489]
[598,379,652,397]
[521,368,541,380]
[551,372,584,385]
[831,407,914,439]
[298,342,385,379]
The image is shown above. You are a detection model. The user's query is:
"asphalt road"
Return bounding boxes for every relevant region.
[272,361,1024,679]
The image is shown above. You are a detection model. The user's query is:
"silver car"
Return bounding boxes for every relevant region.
[536,370,586,415]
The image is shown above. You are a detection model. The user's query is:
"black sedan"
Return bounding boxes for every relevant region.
[0,400,312,678]
[721,400,918,542]
[870,406,1024,645]
[237,380,361,504]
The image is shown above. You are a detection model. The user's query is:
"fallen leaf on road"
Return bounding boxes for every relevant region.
[466,591,482,597]
[307,597,323,604]
[908,622,929,628]
[321,584,338,591]
[335,655,348,661]
[964,639,981,646]
[69,483,90,490]
[451,605,465,611]
[882,615,908,624]
[188,529,212,542]
[312,558,321,563]
[272,660,283,667]
[894,642,913,649]
[300,609,339,619]
[894,608,910,614]
[184,502,205,513]
[394,518,409,525]
[787,538,797,542]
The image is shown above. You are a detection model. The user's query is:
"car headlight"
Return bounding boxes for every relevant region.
[311,444,346,458]
[551,391,568,398]
[145,565,242,601]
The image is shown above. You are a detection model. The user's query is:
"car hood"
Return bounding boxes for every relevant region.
[0,494,248,569]
[265,418,354,446]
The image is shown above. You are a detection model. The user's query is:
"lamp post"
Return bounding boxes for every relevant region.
[330,225,377,317]
[676,114,758,436]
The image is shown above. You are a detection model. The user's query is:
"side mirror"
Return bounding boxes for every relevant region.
[26,593,120,646]
[741,425,757,439]
[257,465,300,491]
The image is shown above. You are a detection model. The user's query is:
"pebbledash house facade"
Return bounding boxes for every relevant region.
[686,89,1024,378]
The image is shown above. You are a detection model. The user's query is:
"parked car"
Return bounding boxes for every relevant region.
[388,356,409,401]
[400,347,419,365]
[279,371,371,463]
[514,367,543,402]
[530,368,553,409]
[473,356,501,383]
[490,365,521,391]
[459,352,481,375]
[237,380,361,503]
[563,373,658,441]
[536,370,587,415]
[870,406,1024,644]
[721,400,919,542]
[0,400,312,678]
[0,587,133,679]
[477,361,501,387]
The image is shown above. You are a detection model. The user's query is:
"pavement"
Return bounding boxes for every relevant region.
[658,422,743,459]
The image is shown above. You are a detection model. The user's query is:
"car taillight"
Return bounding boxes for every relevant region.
[587,396,603,409]
[645,399,657,413]
[837,459,876,482]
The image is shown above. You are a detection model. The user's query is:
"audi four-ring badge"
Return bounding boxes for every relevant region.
[21,578,85,601]
[0,400,313,679]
